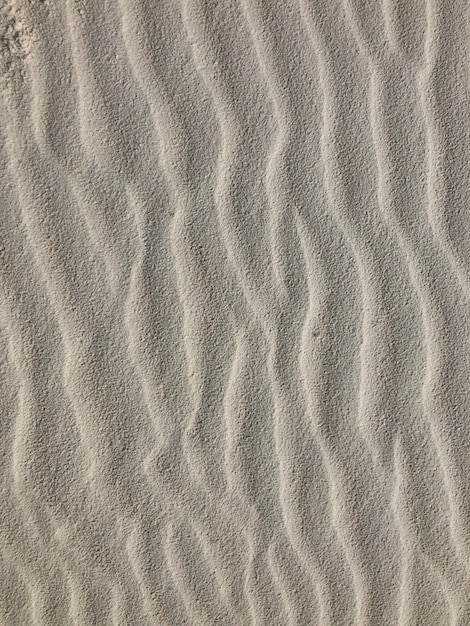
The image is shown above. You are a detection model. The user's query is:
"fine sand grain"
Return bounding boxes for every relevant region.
[1,0,470,624]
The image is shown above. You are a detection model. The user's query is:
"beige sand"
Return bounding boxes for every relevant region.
[1,0,470,624]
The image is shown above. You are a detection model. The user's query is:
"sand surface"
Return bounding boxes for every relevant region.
[1,0,470,624]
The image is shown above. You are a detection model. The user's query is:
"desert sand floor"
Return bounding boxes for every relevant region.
[1,0,470,624]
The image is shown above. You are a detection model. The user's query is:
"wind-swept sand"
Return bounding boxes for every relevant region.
[1,0,470,624]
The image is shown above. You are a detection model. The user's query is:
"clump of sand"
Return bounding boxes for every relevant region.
[0,0,36,83]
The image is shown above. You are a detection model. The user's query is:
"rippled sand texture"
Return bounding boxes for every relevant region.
[1,0,470,624]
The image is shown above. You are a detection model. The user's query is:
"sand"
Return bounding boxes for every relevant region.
[1,0,470,624]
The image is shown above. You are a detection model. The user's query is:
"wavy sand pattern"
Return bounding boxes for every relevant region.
[1,0,470,624]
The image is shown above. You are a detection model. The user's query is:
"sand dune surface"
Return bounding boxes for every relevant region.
[1,0,470,624]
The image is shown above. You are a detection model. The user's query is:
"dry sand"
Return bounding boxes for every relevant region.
[1,0,470,624]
